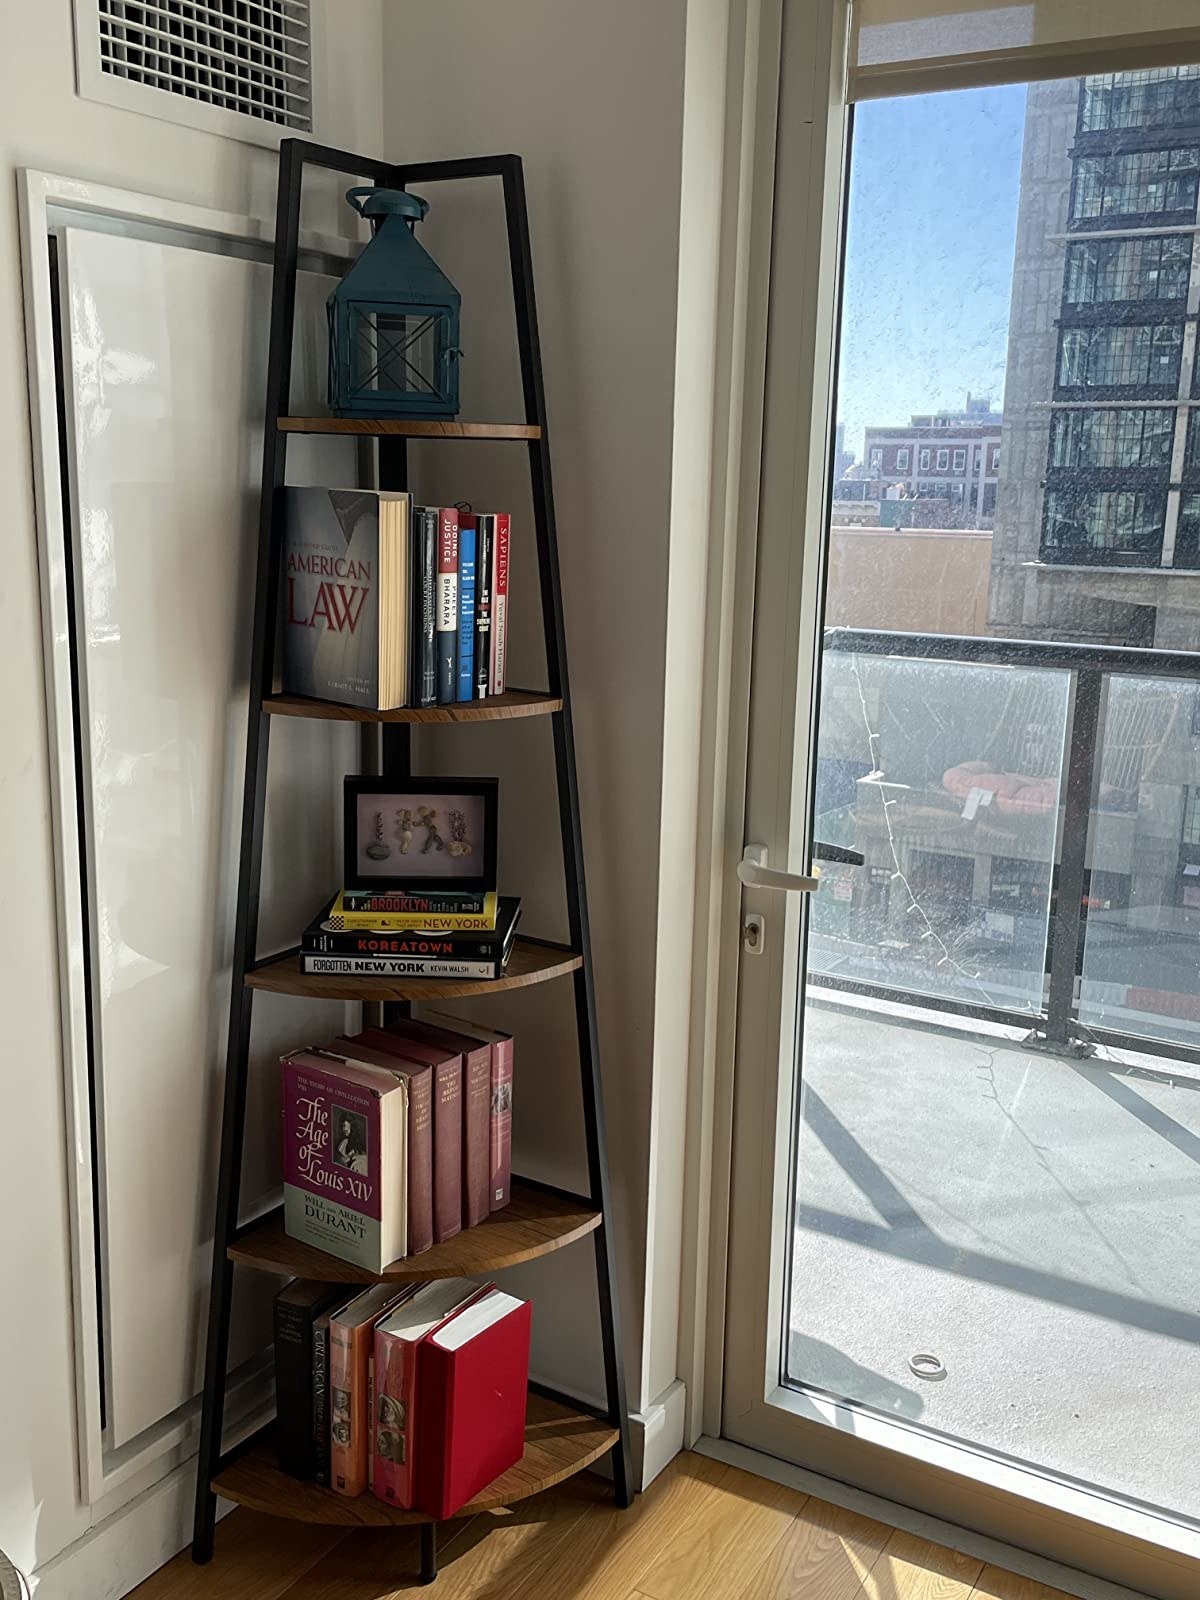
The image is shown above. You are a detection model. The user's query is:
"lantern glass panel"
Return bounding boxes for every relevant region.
[348,303,451,405]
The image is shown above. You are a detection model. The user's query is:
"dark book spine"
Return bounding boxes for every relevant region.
[339,889,488,915]
[312,1317,330,1484]
[436,508,459,706]
[303,926,510,960]
[432,1059,463,1243]
[463,1045,492,1228]
[418,509,438,707]
[474,516,493,699]
[301,952,506,979]
[274,1297,317,1478]
[407,1068,434,1255]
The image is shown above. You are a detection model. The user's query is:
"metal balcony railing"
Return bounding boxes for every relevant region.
[813,628,1200,1065]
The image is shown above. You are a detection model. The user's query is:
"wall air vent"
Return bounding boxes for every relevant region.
[81,1,313,138]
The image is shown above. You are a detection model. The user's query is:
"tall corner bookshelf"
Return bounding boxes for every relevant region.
[191,138,632,1585]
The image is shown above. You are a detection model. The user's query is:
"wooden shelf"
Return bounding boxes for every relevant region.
[212,1392,616,1527]
[245,938,582,1002]
[279,417,541,440]
[229,1181,600,1284]
[263,689,561,724]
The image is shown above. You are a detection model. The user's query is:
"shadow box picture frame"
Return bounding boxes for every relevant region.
[343,776,498,892]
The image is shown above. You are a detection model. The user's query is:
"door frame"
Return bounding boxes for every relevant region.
[675,6,1200,1596]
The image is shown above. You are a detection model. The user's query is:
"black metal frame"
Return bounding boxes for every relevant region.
[820,627,1200,1064]
[191,138,632,1576]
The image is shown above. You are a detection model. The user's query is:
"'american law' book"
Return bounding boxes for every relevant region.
[281,1049,409,1272]
[281,487,410,710]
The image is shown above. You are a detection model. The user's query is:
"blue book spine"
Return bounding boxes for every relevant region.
[456,525,477,702]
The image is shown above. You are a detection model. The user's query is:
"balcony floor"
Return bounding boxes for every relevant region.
[790,994,1200,1525]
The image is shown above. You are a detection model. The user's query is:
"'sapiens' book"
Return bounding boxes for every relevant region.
[422,1010,514,1213]
[329,1283,414,1497]
[320,889,499,933]
[354,1028,463,1245]
[489,513,510,694]
[281,1049,409,1272]
[457,515,476,702]
[282,487,410,710]
[412,506,438,708]
[415,1288,531,1520]
[435,507,459,705]
[371,1279,486,1509]
[473,515,493,699]
[389,1014,492,1229]
[334,1036,434,1257]
[273,1279,347,1479]
[338,888,492,917]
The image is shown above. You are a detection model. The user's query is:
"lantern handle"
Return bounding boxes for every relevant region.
[345,186,429,224]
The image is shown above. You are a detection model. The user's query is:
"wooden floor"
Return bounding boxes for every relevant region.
[131,1451,1077,1600]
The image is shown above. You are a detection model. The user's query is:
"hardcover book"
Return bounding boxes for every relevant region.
[412,506,438,708]
[281,1049,409,1272]
[321,889,499,933]
[273,1279,347,1479]
[299,953,510,980]
[415,1288,531,1520]
[354,1028,463,1244]
[313,1295,354,1484]
[435,507,459,705]
[338,888,492,917]
[423,1010,514,1212]
[456,515,476,702]
[474,515,493,699]
[334,1036,435,1257]
[306,895,517,953]
[329,1283,413,1497]
[371,1279,485,1509]
[389,1015,492,1230]
[489,513,510,694]
[281,487,410,710]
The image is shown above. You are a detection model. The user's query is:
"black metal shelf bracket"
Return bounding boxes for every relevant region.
[191,138,633,1573]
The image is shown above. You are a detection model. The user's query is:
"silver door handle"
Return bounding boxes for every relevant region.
[737,844,821,895]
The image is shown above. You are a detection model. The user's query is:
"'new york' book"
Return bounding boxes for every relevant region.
[306,896,518,956]
[281,1049,409,1272]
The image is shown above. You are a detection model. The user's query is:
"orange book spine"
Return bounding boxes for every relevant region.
[329,1318,371,1496]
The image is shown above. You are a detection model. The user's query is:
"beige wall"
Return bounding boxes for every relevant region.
[825,528,993,636]
[0,5,382,1583]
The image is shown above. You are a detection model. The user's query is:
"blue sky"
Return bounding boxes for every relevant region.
[837,84,1028,462]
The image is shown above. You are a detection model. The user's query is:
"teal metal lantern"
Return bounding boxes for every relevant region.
[328,187,462,419]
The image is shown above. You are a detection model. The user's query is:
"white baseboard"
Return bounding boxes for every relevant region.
[630,1380,686,1489]
[30,1462,229,1600]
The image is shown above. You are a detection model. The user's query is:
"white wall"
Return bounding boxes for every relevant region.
[381,0,721,1427]
[0,3,382,1584]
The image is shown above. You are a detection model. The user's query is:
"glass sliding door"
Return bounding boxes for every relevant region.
[722,15,1200,1580]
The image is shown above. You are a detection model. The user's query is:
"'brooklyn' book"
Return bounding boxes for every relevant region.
[281,487,411,711]
[281,1048,409,1272]
[338,888,491,917]
[320,889,499,933]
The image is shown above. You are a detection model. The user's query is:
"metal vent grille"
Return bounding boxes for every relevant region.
[97,1,312,130]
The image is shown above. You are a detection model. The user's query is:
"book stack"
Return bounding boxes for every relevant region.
[299,887,521,981]
[282,490,511,712]
[281,1013,513,1268]
[273,1275,531,1518]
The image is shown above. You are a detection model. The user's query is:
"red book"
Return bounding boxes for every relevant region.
[356,1026,463,1243]
[328,1282,412,1497]
[386,1015,490,1228]
[336,1036,434,1256]
[371,1278,484,1509]
[415,1288,532,1520]
[423,1010,513,1211]
[489,513,510,694]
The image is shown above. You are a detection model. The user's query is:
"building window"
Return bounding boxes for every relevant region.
[869,446,883,473]
[1186,410,1200,469]
[1071,147,1200,221]
[1064,235,1192,305]
[936,448,949,470]
[952,448,966,472]
[1081,67,1200,133]
[896,447,910,470]
[989,447,1000,473]
[1049,407,1174,469]
[1176,492,1200,570]
[1041,489,1166,564]
[919,448,931,470]
[1183,786,1200,847]
[1057,323,1182,390]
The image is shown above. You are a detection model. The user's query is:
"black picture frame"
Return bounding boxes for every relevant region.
[343,775,498,892]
